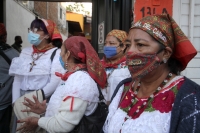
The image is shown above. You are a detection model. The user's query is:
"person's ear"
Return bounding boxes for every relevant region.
[162,47,172,63]
[65,50,71,61]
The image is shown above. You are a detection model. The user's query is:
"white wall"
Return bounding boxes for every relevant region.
[173,0,200,84]
[61,33,67,41]
[5,0,35,48]
[59,2,67,29]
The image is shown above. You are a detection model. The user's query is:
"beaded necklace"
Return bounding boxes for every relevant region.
[122,72,173,118]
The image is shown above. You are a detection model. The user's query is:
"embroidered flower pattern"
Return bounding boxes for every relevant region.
[128,99,148,119]
[152,90,175,113]
[120,85,131,109]
[119,79,184,119]
[120,61,128,68]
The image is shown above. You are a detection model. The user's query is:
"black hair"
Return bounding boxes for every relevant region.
[52,39,62,48]
[114,36,127,55]
[167,58,182,75]
[158,43,182,75]
[15,36,22,41]
[74,58,83,64]
[115,37,123,47]
[30,19,49,35]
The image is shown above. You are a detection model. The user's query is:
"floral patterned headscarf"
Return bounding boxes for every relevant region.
[42,19,62,41]
[131,14,197,70]
[107,29,127,43]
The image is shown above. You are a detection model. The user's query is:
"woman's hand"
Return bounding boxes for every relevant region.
[17,117,39,133]
[22,95,47,115]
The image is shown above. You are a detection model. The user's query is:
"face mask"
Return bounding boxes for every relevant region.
[126,52,162,80]
[28,31,42,46]
[59,56,66,70]
[103,46,118,58]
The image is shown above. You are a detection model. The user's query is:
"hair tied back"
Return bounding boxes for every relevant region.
[78,52,86,63]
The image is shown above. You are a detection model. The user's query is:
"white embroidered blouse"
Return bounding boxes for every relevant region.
[101,61,131,102]
[45,71,99,117]
[9,47,65,103]
[103,76,184,133]
[38,71,99,132]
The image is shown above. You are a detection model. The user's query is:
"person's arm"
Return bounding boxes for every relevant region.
[42,49,65,98]
[12,75,22,103]
[38,97,87,133]
[42,74,61,98]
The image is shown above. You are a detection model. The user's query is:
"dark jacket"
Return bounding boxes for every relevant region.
[0,43,19,110]
[11,43,22,53]
[170,77,200,133]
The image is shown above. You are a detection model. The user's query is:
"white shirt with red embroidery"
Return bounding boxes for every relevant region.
[103,76,184,133]
[45,71,99,117]
[9,47,65,103]
[101,61,131,102]
[38,71,99,132]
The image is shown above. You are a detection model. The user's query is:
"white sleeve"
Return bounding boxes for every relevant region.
[42,74,61,98]
[38,97,87,133]
[12,75,22,103]
[42,49,65,98]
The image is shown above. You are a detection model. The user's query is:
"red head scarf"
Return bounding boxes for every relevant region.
[107,29,127,43]
[42,19,62,41]
[131,14,197,70]
[64,36,107,88]
[0,23,7,43]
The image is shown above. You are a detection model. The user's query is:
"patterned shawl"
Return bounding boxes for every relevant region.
[131,14,197,70]
[64,36,107,88]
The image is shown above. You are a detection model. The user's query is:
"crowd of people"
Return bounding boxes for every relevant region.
[0,13,200,133]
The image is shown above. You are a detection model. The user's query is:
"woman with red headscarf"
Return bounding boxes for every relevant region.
[16,36,107,132]
[103,14,200,133]
[9,18,65,131]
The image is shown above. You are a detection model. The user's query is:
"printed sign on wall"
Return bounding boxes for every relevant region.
[98,21,104,53]
[134,0,173,22]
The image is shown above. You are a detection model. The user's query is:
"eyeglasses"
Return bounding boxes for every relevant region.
[28,28,43,33]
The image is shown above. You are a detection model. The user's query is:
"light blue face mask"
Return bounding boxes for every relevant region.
[59,56,66,70]
[103,46,118,58]
[28,31,42,46]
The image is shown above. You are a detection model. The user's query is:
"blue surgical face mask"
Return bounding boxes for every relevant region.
[59,56,66,70]
[28,31,42,46]
[103,46,118,58]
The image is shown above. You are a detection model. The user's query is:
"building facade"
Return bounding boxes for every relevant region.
[1,0,67,48]
[1,0,199,84]
[173,0,200,84]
